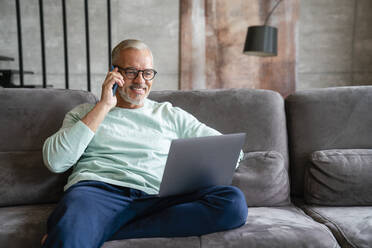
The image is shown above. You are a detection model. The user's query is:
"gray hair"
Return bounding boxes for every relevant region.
[111,39,153,63]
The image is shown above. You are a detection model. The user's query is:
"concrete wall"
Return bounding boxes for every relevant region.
[1,0,372,94]
[0,0,179,98]
[297,0,372,90]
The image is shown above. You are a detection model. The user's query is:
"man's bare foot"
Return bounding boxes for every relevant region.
[41,234,48,246]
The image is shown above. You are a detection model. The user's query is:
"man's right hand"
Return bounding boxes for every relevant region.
[81,67,125,133]
[99,67,125,110]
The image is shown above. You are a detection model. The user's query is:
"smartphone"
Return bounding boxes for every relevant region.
[111,65,118,95]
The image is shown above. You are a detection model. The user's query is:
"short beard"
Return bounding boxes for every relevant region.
[118,87,146,106]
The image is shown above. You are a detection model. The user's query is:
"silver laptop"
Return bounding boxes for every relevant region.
[157,133,246,197]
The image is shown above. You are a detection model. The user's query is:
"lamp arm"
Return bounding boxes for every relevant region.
[264,0,283,25]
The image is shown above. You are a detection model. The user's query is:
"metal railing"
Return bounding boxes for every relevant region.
[2,0,113,91]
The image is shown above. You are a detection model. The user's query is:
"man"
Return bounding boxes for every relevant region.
[41,39,247,248]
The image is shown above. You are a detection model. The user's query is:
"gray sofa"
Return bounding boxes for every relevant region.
[0,86,371,248]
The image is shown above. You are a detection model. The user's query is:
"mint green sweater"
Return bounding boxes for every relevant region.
[43,99,237,194]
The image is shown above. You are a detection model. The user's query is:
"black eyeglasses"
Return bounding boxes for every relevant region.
[113,65,157,81]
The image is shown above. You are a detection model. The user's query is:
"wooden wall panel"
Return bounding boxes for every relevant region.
[180,0,299,97]
[180,0,207,90]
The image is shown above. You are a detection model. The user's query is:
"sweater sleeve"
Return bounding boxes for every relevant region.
[172,106,244,169]
[42,104,95,173]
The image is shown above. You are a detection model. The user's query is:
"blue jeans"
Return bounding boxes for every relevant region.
[43,180,248,248]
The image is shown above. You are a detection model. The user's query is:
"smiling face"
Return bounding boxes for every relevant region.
[113,48,154,109]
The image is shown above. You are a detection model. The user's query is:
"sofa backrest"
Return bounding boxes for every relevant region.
[149,88,289,170]
[285,86,372,197]
[0,88,288,207]
[0,88,98,207]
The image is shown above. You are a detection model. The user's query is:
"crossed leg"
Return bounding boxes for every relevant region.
[42,181,248,247]
[110,185,248,240]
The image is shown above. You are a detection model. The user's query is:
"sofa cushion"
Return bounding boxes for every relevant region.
[0,89,98,207]
[285,86,372,197]
[305,149,372,205]
[0,88,98,151]
[232,151,290,207]
[0,204,55,248]
[0,151,70,207]
[301,205,372,248]
[150,89,289,170]
[201,205,340,248]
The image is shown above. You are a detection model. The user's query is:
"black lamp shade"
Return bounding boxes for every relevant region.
[243,25,277,56]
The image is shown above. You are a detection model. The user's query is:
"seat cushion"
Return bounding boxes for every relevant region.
[305,149,372,205]
[232,151,290,206]
[0,204,342,248]
[102,237,200,248]
[302,205,372,248]
[201,205,339,248]
[0,204,201,248]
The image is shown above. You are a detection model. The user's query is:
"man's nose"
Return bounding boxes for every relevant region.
[133,71,145,83]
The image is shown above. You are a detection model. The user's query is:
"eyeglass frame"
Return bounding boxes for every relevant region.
[113,65,157,81]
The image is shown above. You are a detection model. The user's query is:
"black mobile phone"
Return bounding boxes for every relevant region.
[111,65,118,95]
